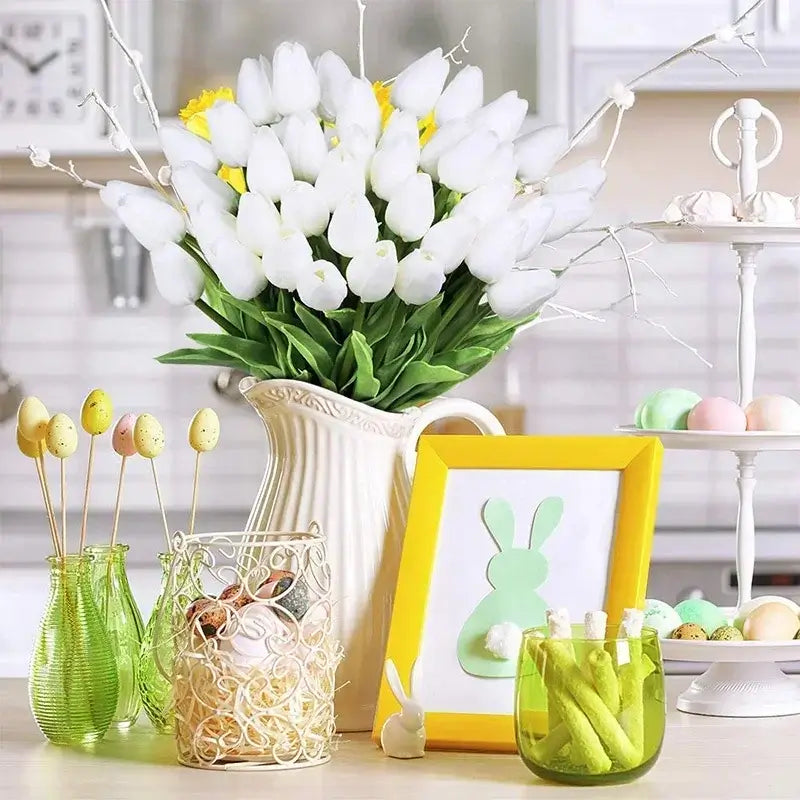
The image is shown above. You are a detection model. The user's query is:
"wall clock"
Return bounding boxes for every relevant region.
[0,0,105,151]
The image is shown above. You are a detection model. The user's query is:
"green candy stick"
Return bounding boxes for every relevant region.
[549,686,612,774]
[588,648,620,715]
[617,611,646,757]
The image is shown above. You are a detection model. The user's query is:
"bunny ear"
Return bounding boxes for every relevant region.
[409,658,422,699]
[482,498,515,552]
[529,496,564,550]
[384,659,408,704]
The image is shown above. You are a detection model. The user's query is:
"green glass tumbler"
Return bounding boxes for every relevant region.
[29,554,119,745]
[137,551,185,733]
[515,624,665,786]
[86,543,145,730]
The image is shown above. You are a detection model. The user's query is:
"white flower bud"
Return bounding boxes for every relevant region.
[159,122,219,171]
[99,180,153,210]
[421,216,478,274]
[486,269,558,320]
[470,91,528,142]
[513,125,568,184]
[369,134,420,201]
[314,144,366,212]
[437,129,498,194]
[466,217,524,283]
[391,48,449,118]
[386,173,435,242]
[27,146,51,168]
[297,259,348,311]
[208,236,268,300]
[394,249,446,305]
[328,194,378,257]
[171,161,236,213]
[346,240,398,302]
[150,241,204,306]
[261,227,313,290]
[236,192,281,256]
[435,65,484,127]
[544,159,607,198]
[282,111,328,183]
[510,194,556,260]
[336,78,381,144]
[419,119,470,180]
[236,56,279,125]
[246,126,294,202]
[206,100,256,167]
[450,180,516,226]
[280,181,330,237]
[541,189,594,243]
[316,50,353,121]
[116,190,186,251]
[272,41,321,115]
[379,109,420,152]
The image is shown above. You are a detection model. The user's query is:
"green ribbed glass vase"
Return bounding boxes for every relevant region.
[87,544,145,730]
[29,554,119,745]
[137,551,185,733]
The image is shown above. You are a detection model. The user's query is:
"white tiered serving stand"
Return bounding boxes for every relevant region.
[622,98,800,718]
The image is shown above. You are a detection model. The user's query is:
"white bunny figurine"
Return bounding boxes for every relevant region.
[380,658,425,759]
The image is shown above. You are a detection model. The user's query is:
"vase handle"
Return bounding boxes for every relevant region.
[402,397,505,480]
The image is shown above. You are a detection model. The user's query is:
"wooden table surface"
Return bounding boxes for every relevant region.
[1,677,796,799]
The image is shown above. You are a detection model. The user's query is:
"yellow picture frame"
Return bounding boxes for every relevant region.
[372,434,663,753]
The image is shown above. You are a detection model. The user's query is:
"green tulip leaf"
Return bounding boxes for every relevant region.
[350,331,381,401]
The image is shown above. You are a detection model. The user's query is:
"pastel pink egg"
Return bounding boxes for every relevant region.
[745,395,800,432]
[112,413,138,456]
[687,397,746,432]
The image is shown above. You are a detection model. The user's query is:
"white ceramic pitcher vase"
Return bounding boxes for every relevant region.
[240,378,504,731]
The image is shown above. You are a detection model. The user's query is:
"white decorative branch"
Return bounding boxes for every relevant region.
[600,107,625,169]
[356,0,367,80]
[96,0,160,131]
[444,26,472,66]
[21,146,104,189]
[607,226,639,315]
[690,47,741,78]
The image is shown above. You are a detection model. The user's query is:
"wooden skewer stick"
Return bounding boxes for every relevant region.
[35,450,61,558]
[188,451,201,537]
[109,456,127,550]
[78,435,96,555]
[150,459,171,553]
[60,459,67,557]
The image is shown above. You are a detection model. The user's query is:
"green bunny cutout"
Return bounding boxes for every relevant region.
[456,496,564,678]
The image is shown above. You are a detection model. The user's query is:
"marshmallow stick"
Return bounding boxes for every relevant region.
[546,608,572,639]
[585,610,608,641]
[618,608,646,756]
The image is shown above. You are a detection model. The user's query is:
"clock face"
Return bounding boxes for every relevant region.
[0,13,88,124]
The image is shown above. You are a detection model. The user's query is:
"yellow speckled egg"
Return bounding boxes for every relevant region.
[45,413,78,459]
[16,428,42,459]
[188,408,220,453]
[743,602,800,641]
[134,413,165,458]
[81,389,113,435]
[17,396,49,442]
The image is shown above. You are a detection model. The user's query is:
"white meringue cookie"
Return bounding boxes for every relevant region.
[663,190,735,224]
[737,191,796,224]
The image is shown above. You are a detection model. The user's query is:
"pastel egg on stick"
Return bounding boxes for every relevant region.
[135,413,171,551]
[187,408,220,537]
[17,396,49,443]
[109,413,138,550]
[17,427,60,556]
[45,413,78,555]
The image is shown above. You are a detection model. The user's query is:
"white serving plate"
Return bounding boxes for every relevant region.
[633,221,800,246]
[617,425,800,452]
[661,637,800,663]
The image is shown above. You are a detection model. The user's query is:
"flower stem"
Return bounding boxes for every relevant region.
[194,299,241,337]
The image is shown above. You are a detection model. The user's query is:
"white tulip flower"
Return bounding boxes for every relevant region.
[208,236,268,300]
[486,269,558,320]
[470,91,528,142]
[514,125,568,184]
[191,204,236,264]
[336,124,376,181]
[466,217,525,283]
[336,78,381,144]
[170,162,236,213]
[483,142,517,185]
[116,191,186,251]
[395,249,446,305]
[544,159,607,198]
[379,109,420,152]
[297,259,348,311]
[236,56,279,125]
[316,50,353,121]
[99,180,154,210]
[261,227,314,290]
[370,135,419,201]
[450,180,516,226]
[272,41,320,115]
[391,48,449,118]
[421,216,478,274]
[346,240,398,302]
[510,194,556,259]
[205,100,256,167]
[437,129,499,193]
[328,194,379,257]
[314,145,366,211]
[541,189,594,243]
[236,192,281,255]
[158,122,219,171]
[246,126,294,201]
[280,181,329,237]
[282,111,328,183]
[386,173,435,242]
[419,119,470,180]
[150,241,205,306]
[435,65,484,127]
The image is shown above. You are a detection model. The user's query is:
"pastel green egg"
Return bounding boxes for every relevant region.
[17,396,50,442]
[134,413,165,459]
[45,413,78,459]
[81,389,113,435]
[639,388,702,430]
[188,408,220,453]
[674,598,727,637]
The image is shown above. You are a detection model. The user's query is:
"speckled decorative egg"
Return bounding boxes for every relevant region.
[17,396,49,442]
[45,413,78,459]
[218,583,255,610]
[272,576,310,620]
[186,597,227,638]
[134,413,165,458]
[112,413,138,457]
[745,395,800,432]
[671,623,707,640]
[734,595,800,630]
[687,397,746,432]
[188,408,220,453]
[643,598,682,639]
[674,598,727,637]
[81,389,113,435]
[256,570,296,599]
[743,602,800,641]
[710,625,743,641]
[636,388,702,430]
[16,428,42,459]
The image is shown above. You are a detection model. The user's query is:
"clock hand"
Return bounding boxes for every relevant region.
[30,50,61,74]
[0,40,36,73]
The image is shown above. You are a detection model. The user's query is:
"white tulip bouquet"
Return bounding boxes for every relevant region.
[29,0,768,409]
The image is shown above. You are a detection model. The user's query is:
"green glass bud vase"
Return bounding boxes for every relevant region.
[137,551,186,733]
[86,543,145,730]
[29,554,119,745]
[515,624,666,786]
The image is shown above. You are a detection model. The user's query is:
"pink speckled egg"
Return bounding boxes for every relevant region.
[745,395,800,432]
[112,412,138,456]
[687,397,746,432]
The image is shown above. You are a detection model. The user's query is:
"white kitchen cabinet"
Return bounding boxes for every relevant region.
[761,0,800,48]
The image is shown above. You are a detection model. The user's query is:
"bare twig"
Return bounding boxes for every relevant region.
[738,33,768,67]
[690,47,741,77]
[600,106,625,169]
[21,146,104,189]
[607,226,638,315]
[631,255,677,297]
[444,26,472,65]
[96,0,160,131]
[356,0,367,80]
[637,315,713,367]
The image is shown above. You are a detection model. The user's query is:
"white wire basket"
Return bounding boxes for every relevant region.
[162,526,341,770]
